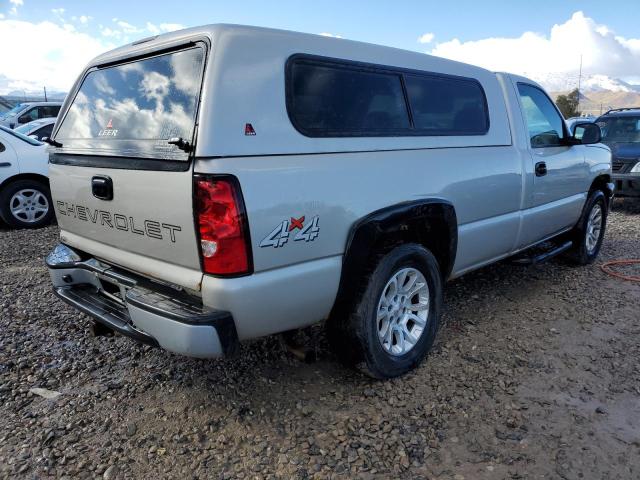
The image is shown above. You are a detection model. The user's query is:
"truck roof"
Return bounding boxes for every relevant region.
[89,23,492,77]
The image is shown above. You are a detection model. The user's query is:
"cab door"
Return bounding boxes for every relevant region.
[0,138,19,182]
[516,82,586,246]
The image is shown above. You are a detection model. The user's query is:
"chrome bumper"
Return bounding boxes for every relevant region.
[46,244,238,358]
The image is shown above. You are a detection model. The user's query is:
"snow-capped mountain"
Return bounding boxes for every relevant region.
[534,73,640,94]
[580,75,640,93]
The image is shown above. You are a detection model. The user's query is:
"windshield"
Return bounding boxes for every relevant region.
[0,103,26,119]
[0,125,43,146]
[597,115,640,144]
[56,45,205,160]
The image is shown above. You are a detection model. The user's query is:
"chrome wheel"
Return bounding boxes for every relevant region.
[376,267,430,356]
[9,188,49,224]
[585,203,603,254]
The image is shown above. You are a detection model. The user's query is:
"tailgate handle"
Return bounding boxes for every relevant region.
[92,176,113,201]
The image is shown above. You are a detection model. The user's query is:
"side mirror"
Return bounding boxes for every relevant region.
[18,115,31,124]
[29,134,39,140]
[573,123,601,145]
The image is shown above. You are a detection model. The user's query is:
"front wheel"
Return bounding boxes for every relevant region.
[339,244,443,379]
[567,190,607,265]
[0,179,54,229]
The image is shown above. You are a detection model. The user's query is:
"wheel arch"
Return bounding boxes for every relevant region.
[329,199,457,320]
[0,172,50,192]
[588,173,613,198]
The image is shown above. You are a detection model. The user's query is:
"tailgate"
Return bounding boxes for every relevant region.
[49,42,207,290]
[50,163,202,289]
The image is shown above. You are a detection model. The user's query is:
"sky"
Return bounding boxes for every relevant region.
[1,0,640,94]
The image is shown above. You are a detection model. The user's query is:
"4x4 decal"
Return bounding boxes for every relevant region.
[260,215,319,248]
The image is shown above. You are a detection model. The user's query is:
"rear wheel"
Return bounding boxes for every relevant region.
[333,244,443,379]
[0,179,54,229]
[567,190,607,265]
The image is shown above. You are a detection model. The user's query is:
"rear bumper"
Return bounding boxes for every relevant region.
[612,174,640,198]
[46,244,238,358]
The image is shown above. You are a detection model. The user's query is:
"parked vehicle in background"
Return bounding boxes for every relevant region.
[0,102,62,129]
[15,118,56,141]
[566,116,596,136]
[595,108,640,198]
[45,25,612,379]
[0,126,52,228]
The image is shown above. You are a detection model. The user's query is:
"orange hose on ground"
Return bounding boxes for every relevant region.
[600,260,640,282]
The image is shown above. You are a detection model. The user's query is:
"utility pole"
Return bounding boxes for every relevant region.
[43,86,48,102]
[577,54,583,115]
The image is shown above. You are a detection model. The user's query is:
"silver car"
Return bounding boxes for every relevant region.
[0,102,62,129]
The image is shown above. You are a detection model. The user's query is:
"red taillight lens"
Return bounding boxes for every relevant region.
[194,176,252,276]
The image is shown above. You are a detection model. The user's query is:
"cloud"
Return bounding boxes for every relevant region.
[0,19,112,94]
[429,11,640,90]
[417,32,434,44]
[116,20,142,34]
[0,15,188,95]
[9,0,22,15]
[319,32,342,38]
[100,26,121,38]
[159,23,185,33]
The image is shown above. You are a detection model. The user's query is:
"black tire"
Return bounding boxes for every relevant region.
[566,190,607,265]
[330,244,443,379]
[0,179,54,229]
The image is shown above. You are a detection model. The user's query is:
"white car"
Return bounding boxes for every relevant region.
[0,125,52,228]
[15,118,56,141]
[0,102,62,129]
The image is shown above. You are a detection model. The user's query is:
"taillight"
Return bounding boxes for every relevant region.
[194,175,252,276]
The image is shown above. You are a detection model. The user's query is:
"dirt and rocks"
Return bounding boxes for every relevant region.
[1,201,639,479]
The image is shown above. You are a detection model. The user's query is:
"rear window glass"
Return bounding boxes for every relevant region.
[405,75,488,134]
[288,61,410,136]
[56,46,205,160]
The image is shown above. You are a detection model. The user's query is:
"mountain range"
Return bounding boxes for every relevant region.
[539,74,640,116]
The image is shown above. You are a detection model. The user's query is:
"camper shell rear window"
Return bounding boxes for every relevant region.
[55,44,206,161]
[286,54,489,138]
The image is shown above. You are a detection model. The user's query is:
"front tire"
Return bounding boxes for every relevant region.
[338,244,443,379]
[567,190,607,265]
[0,179,54,229]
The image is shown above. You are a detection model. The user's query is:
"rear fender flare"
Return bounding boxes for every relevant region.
[330,199,457,319]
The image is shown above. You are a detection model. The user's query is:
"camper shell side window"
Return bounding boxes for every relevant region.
[286,54,490,138]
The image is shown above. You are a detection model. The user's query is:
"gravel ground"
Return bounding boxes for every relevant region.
[1,201,639,479]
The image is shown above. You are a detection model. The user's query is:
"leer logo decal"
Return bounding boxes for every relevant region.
[98,118,118,137]
[260,215,319,248]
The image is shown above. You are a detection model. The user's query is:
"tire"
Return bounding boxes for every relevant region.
[331,244,443,379]
[566,190,607,265]
[0,179,54,229]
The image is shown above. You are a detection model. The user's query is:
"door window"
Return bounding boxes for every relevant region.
[37,106,60,118]
[517,83,565,148]
[19,108,38,123]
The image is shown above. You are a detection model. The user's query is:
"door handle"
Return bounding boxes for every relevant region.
[535,161,547,177]
[92,176,113,201]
